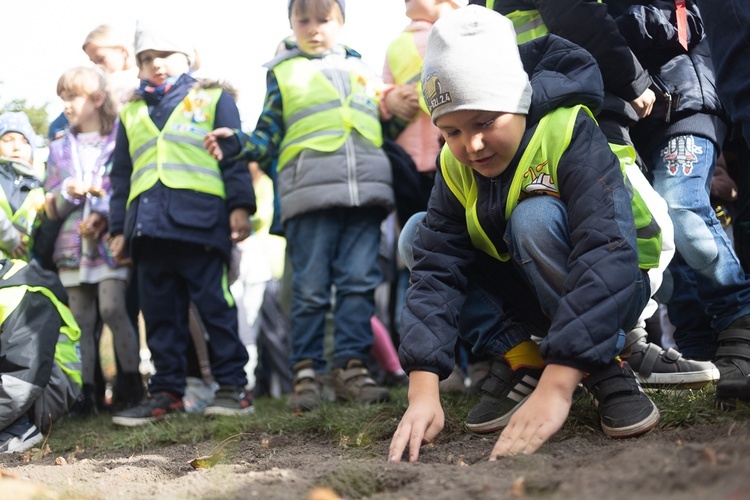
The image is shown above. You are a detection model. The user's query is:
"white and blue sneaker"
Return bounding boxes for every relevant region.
[0,414,43,453]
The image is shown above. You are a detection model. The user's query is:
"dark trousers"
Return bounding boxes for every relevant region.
[136,238,248,396]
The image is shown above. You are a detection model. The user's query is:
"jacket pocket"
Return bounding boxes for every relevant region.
[167,190,220,229]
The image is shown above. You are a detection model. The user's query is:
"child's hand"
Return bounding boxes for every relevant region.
[79,212,107,239]
[204,127,235,161]
[65,179,88,199]
[388,371,443,463]
[230,207,252,242]
[11,234,28,259]
[385,84,420,122]
[629,88,656,119]
[489,364,583,459]
[109,234,131,265]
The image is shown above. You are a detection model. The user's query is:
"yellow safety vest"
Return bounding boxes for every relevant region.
[119,88,226,208]
[386,31,429,115]
[0,259,82,387]
[441,105,661,269]
[0,185,45,262]
[483,1,549,43]
[274,56,383,171]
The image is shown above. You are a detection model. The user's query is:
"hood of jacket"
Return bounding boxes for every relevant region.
[519,34,605,126]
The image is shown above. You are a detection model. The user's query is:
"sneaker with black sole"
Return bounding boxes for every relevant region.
[622,327,719,389]
[331,359,391,404]
[714,316,750,380]
[112,391,184,427]
[0,414,43,453]
[465,358,543,434]
[288,360,322,412]
[582,360,660,438]
[715,375,750,410]
[204,386,254,417]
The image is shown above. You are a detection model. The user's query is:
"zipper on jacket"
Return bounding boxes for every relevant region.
[326,55,359,206]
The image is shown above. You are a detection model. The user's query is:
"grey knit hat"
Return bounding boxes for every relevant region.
[421,6,532,124]
[0,111,36,160]
[288,0,345,20]
[134,20,196,66]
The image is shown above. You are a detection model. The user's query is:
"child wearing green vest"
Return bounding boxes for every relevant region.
[0,112,45,262]
[389,6,661,462]
[204,0,395,412]
[108,21,256,426]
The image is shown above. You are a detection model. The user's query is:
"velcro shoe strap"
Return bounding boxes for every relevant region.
[718,328,750,343]
[715,343,750,361]
[588,376,636,400]
[624,327,648,351]
[638,343,665,377]
[295,367,317,383]
[342,367,374,385]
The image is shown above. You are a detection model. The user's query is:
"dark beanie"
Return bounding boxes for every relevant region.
[288,0,345,20]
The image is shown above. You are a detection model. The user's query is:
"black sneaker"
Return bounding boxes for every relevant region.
[714,316,750,380]
[582,361,660,438]
[204,386,254,417]
[0,414,43,453]
[622,327,719,389]
[715,375,750,410]
[112,391,184,427]
[465,359,543,434]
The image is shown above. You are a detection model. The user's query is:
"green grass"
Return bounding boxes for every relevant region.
[40,385,750,459]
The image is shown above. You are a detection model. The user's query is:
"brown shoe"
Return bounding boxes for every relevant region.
[288,360,321,412]
[332,360,391,404]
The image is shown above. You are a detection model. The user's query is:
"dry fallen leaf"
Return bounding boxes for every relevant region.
[307,486,342,500]
[261,438,270,448]
[55,457,67,466]
[510,476,526,498]
[0,469,20,479]
[188,452,224,469]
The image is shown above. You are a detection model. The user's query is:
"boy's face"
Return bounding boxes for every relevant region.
[60,90,103,133]
[436,110,526,178]
[0,132,33,164]
[290,5,343,55]
[85,44,128,74]
[137,50,190,86]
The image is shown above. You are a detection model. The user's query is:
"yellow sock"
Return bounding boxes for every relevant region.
[503,340,546,370]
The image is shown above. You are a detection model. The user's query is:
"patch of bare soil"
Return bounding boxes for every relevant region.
[1,420,750,499]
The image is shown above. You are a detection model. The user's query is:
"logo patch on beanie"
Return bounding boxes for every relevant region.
[423,73,451,114]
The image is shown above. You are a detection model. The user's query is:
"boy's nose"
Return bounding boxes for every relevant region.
[466,133,484,152]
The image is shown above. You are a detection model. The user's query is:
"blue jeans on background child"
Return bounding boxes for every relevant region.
[399,195,649,360]
[650,135,750,358]
[285,207,383,372]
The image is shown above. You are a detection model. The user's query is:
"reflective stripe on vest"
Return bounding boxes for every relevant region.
[0,186,44,261]
[506,10,549,44]
[0,260,82,387]
[441,105,661,269]
[274,57,383,171]
[119,88,225,207]
[386,31,429,115]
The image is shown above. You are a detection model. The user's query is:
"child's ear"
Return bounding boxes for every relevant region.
[92,90,106,108]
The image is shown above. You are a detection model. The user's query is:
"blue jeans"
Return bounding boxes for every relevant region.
[285,207,383,372]
[650,136,750,358]
[399,196,648,359]
[695,0,750,148]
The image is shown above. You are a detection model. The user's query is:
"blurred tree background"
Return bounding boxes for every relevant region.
[1,82,50,141]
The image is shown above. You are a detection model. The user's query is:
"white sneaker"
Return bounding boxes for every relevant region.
[0,420,43,453]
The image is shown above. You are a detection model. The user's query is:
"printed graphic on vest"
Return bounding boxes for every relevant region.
[182,90,212,124]
[519,161,559,200]
[423,73,452,114]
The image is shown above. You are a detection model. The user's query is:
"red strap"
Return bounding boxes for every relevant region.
[675,0,689,51]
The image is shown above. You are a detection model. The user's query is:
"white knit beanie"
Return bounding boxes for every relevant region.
[421,5,532,124]
[134,20,196,67]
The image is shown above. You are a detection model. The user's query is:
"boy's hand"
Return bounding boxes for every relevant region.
[385,84,420,122]
[388,371,443,463]
[629,88,656,119]
[230,207,252,242]
[204,127,235,161]
[109,234,132,265]
[489,364,583,459]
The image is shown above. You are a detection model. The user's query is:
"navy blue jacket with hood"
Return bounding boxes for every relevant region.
[398,35,643,379]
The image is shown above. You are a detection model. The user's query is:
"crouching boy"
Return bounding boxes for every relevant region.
[389,6,662,462]
[0,259,82,453]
